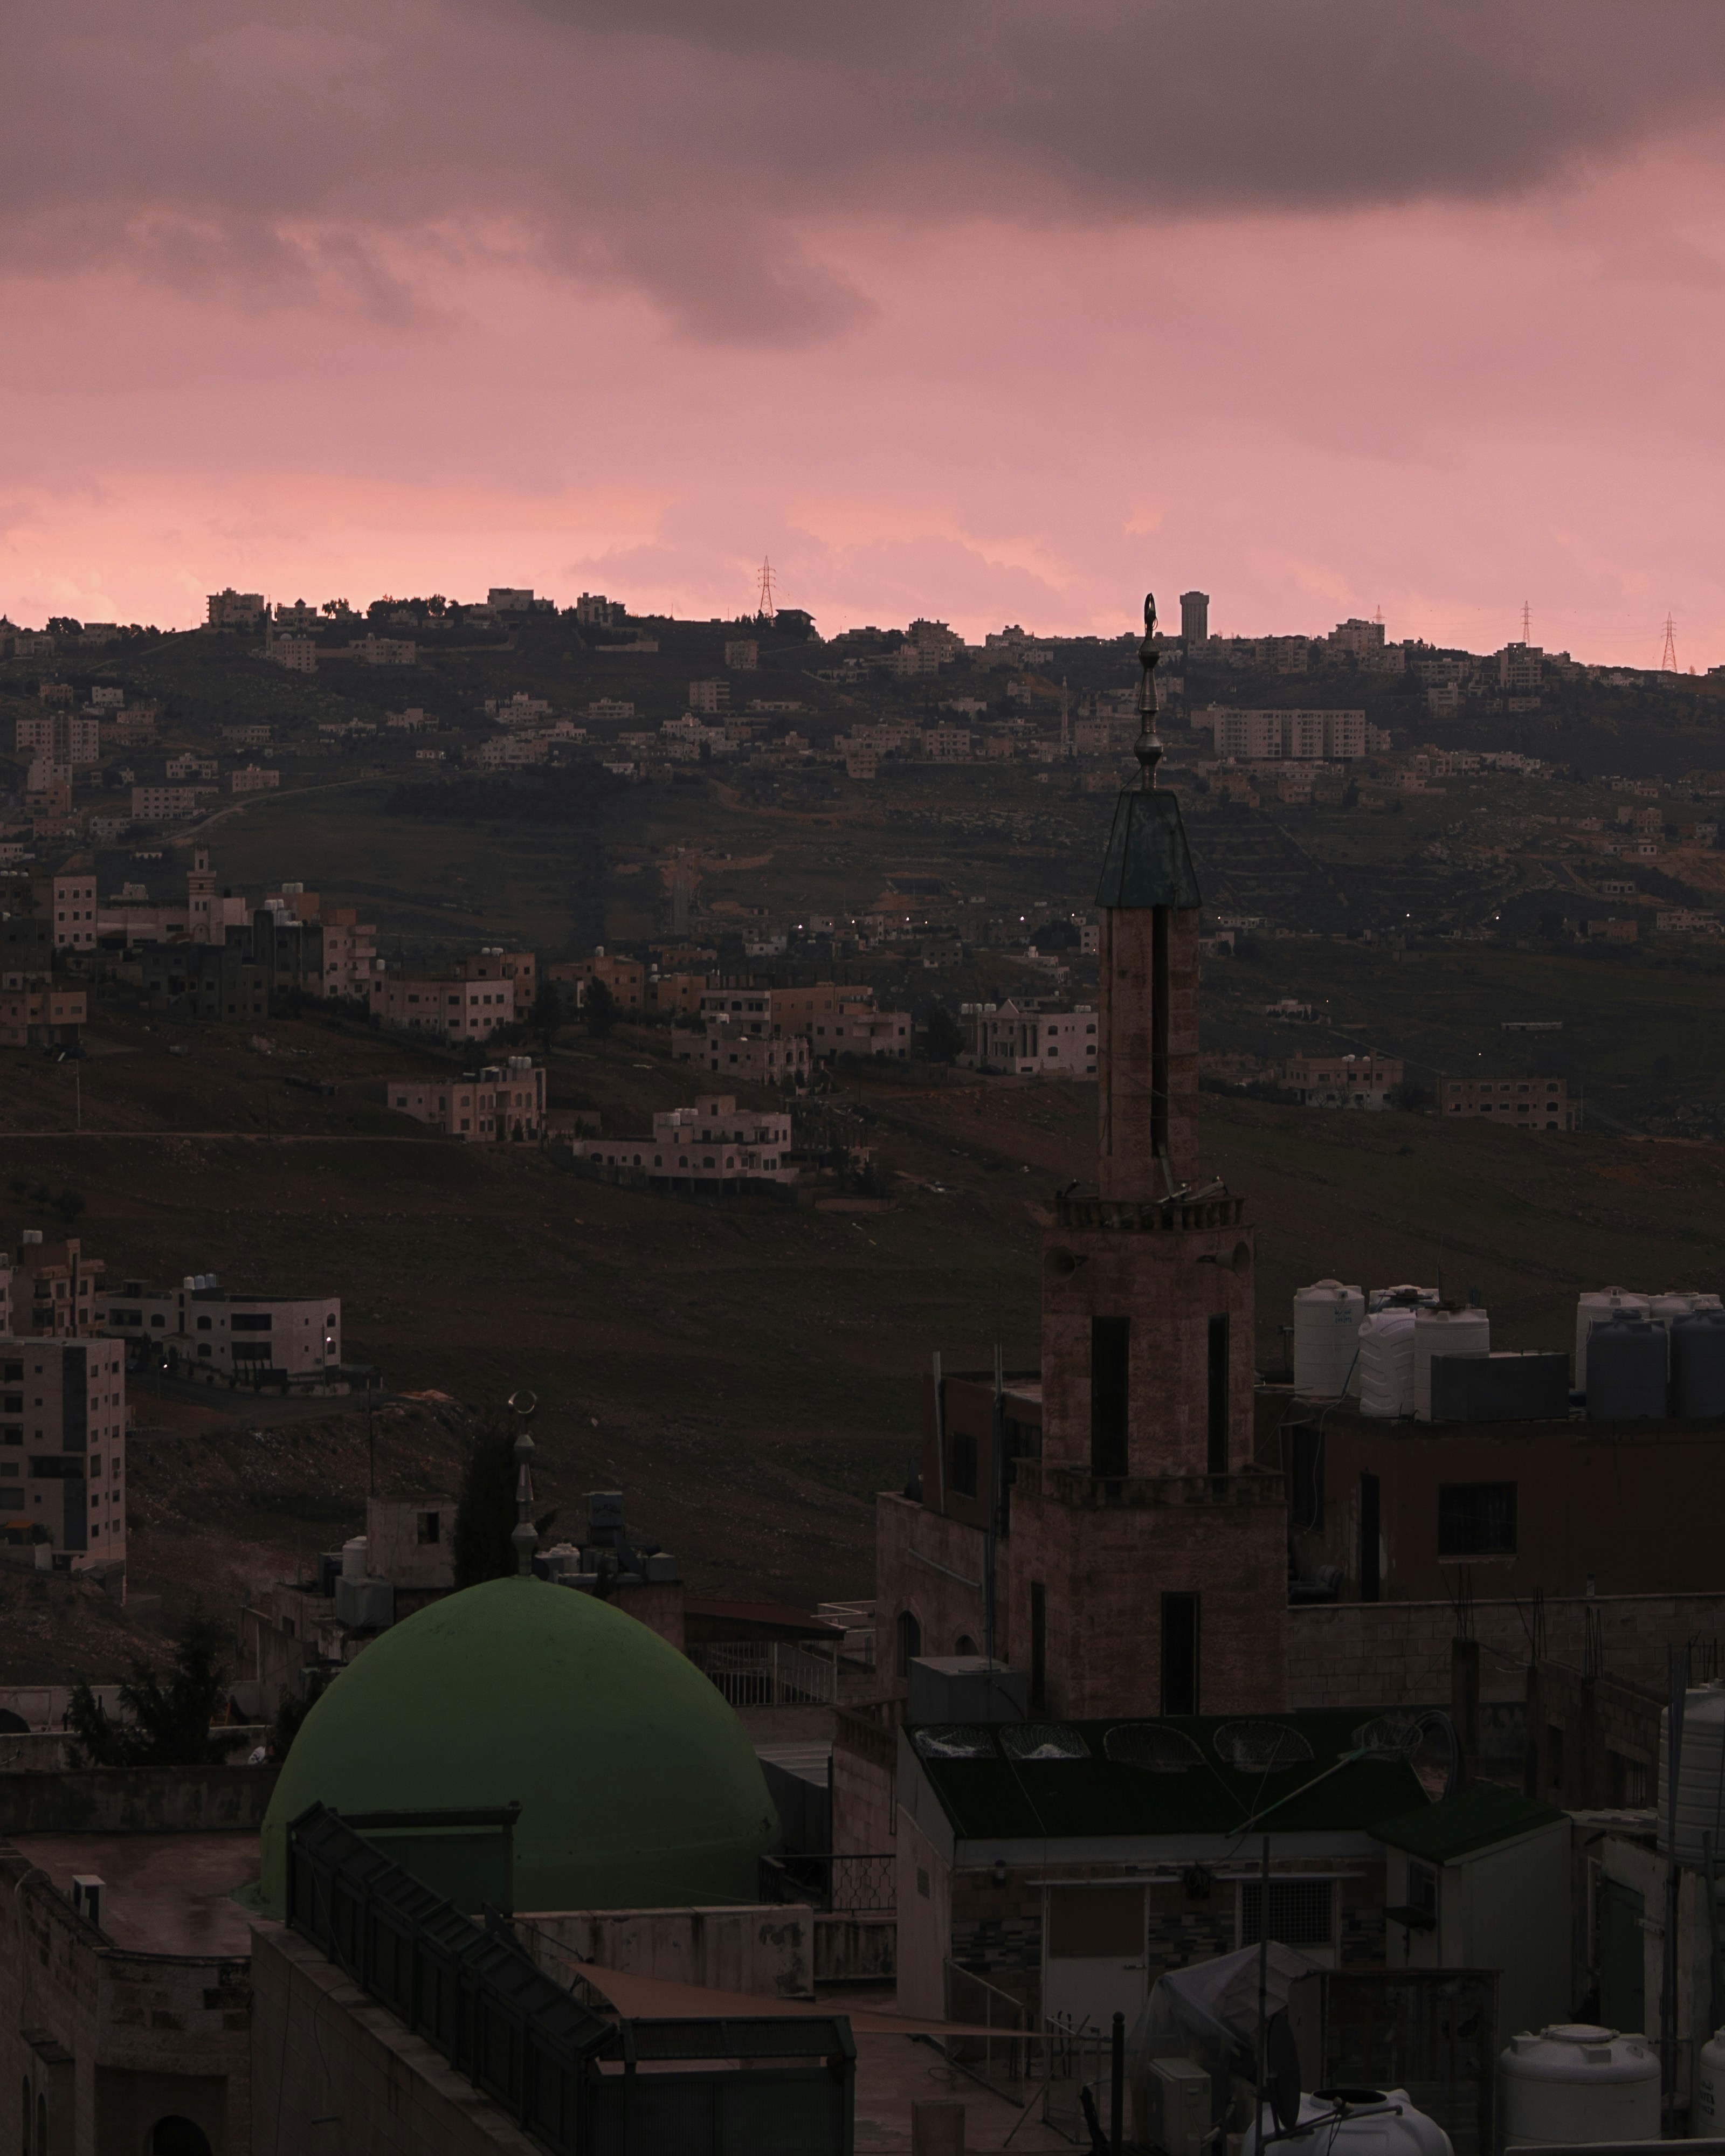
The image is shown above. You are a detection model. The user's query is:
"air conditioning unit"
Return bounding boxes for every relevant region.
[1137,2054,1209,2156]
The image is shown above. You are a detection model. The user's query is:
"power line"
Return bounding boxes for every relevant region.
[1660,613,1678,671]
[756,557,776,623]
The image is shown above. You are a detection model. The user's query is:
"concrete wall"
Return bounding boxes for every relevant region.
[250,1921,539,2154]
[895,1809,953,2022]
[511,1904,815,1999]
[0,1729,266,1774]
[0,1762,278,1836]
[1287,1590,1725,1710]
[873,1492,992,1697]
[832,1712,896,1856]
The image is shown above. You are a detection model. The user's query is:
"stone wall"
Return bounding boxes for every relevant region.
[511,1905,815,2000]
[1287,1590,1725,1711]
[0,1761,278,1835]
[250,1921,538,2153]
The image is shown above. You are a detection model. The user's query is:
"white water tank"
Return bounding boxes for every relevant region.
[1697,2026,1725,2138]
[1244,2089,1452,2155]
[1358,1310,1417,1418]
[341,1535,369,1580]
[1499,2024,1658,2145]
[1414,1308,1490,1422]
[1576,1287,1650,1388]
[1293,1281,1365,1399]
[1657,1682,1725,1867]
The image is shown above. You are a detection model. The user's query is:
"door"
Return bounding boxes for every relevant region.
[1043,1887,1147,2036]
[1599,1876,1645,2034]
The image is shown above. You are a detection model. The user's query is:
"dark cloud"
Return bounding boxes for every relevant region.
[3,1,1722,340]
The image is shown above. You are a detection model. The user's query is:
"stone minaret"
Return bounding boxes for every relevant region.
[1008,594,1287,1720]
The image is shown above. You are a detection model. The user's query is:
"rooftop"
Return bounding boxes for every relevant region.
[1370,1784,1566,1864]
[12,1831,259,1956]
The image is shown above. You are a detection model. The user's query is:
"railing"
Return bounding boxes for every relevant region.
[760,1852,895,1916]
[942,1961,1039,2098]
[1038,2012,1115,2146]
[688,1640,839,1706]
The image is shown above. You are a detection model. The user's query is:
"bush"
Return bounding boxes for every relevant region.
[66,1611,233,1768]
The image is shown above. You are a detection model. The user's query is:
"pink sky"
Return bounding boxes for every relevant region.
[4,3,1724,666]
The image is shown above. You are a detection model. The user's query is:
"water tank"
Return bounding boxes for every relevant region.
[1696,2026,1725,2138]
[1244,2089,1452,2155]
[1498,2025,1658,2145]
[1656,1683,1725,1867]
[1674,1313,1725,1420]
[1358,1310,1417,1418]
[1293,1281,1365,1399]
[1586,1318,1668,1421]
[1414,1309,1489,1422]
[341,1535,369,1580]
[1576,1287,1650,1388]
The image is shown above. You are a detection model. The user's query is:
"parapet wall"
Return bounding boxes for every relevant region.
[1288,1589,1725,1709]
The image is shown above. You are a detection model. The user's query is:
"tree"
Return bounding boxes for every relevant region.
[583,979,617,1039]
[529,977,563,1047]
[1539,911,1564,940]
[922,1004,966,1063]
[46,616,81,634]
[266,1668,333,1763]
[66,1611,232,1768]
[1389,1079,1431,1112]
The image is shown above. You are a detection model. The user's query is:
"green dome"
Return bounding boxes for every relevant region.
[258,1577,776,1916]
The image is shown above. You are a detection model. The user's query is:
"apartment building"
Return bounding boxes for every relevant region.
[206,588,266,631]
[813,1011,912,1059]
[131,785,216,823]
[670,1015,811,1089]
[133,941,270,1022]
[9,1234,106,1337]
[15,711,100,764]
[578,1095,795,1190]
[0,972,86,1048]
[1279,1050,1404,1108]
[267,637,318,673]
[1440,1076,1577,1131]
[455,948,536,1019]
[95,1279,343,1385]
[368,964,531,1040]
[548,952,647,1012]
[316,909,378,997]
[723,640,758,671]
[386,1058,546,1142]
[227,765,280,794]
[688,680,729,714]
[966,999,1099,1075]
[921,723,972,762]
[31,868,99,952]
[1203,707,1367,761]
[0,1337,128,1572]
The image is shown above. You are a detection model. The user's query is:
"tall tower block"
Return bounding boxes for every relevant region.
[1008,595,1287,1720]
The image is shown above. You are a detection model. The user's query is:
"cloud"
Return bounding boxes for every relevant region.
[3,1,1724,340]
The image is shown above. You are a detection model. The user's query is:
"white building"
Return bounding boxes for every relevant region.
[670,1017,811,1089]
[488,588,535,612]
[966,999,1098,1075]
[579,1095,795,1189]
[94,1279,343,1387]
[0,1337,127,1574]
[386,1058,546,1142]
[268,635,318,673]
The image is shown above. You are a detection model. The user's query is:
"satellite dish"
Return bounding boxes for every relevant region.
[1265,2011,1302,2135]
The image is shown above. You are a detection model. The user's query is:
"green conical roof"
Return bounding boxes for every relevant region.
[258,1577,776,1915]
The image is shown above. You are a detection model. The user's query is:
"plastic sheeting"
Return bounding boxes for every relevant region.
[1126,1943,1321,2082]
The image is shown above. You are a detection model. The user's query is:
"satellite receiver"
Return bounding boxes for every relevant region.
[1265,2011,1302,2136]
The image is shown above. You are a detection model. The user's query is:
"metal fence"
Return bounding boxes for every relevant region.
[1319,1967,1498,2156]
[760,1853,895,1916]
[688,1640,840,1706]
[285,1803,858,2155]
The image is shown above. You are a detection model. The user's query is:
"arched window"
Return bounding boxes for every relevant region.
[146,2118,214,2156]
[954,1634,978,1657]
[895,1608,921,1680]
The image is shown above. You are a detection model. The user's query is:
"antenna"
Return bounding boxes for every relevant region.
[1521,600,1531,645]
[1661,613,1678,672]
[756,557,776,623]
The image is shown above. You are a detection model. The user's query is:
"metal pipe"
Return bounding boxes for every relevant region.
[1110,2009,1124,2155]
[1664,1648,1689,2131]
[1256,1835,1271,2130]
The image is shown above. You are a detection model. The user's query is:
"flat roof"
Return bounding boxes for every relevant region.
[1370,1785,1566,1863]
[12,1832,260,1957]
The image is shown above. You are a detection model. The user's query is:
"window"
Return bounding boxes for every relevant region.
[895,1608,921,1680]
[1438,1482,1517,1557]
[1160,1592,1199,1716]
[417,1511,441,1544]
[196,1316,211,1331]
[1240,1878,1334,1951]
[1091,1316,1130,1479]
[230,1313,272,1332]
[1608,1751,1648,1807]
[948,1431,977,1498]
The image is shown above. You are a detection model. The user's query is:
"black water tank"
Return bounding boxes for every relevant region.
[1587,1318,1669,1421]
[1673,1313,1725,1420]
[1430,1351,1569,1423]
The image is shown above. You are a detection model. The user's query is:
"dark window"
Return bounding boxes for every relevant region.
[230,1312,273,1332]
[1438,1482,1517,1557]
[1030,1581,1046,1711]
[1150,905,1170,1159]
[1547,1723,1565,1791]
[1608,1751,1648,1807]
[1003,1415,1041,1461]
[417,1511,441,1544]
[1091,1316,1130,1479]
[1207,1313,1229,1476]
[1288,1420,1324,1529]
[1161,1592,1199,1716]
[895,1608,921,1680]
[1360,1472,1381,1601]
[948,1431,977,1498]
[195,1316,212,1331]
[30,1457,83,1478]
[1406,1861,1438,1920]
